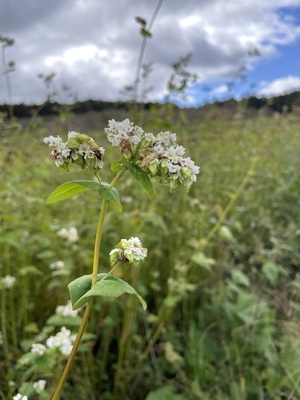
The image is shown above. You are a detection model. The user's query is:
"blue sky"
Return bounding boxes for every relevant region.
[190,34,300,105]
[1,0,300,107]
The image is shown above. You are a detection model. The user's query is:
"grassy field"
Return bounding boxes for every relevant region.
[0,106,300,399]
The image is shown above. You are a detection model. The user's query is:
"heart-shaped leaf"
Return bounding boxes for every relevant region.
[68,273,147,310]
[46,180,122,212]
[46,181,93,204]
[98,183,122,213]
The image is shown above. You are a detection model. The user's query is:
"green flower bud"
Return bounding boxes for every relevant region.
[148,159,159,175]
[169,177,181,192]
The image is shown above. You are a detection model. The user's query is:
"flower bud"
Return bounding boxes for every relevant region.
[148,158,159,175]
[169,177,181,193]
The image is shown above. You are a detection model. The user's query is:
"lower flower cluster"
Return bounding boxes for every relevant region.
[110,237,148,267]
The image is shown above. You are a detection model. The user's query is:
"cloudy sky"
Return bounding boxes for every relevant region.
[1,0,300,107]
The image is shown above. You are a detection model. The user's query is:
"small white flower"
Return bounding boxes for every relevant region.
[13,394,28,400]
[165,145,185,159]
[56,301,78,317]
[1,275,16,289]
[33,379,46,394]
[31,343,46,356]
[46,327,74,356]
[77,142,91,156]
[166,161,181,174]
[61,147,71,158]
[43,135,63,147]
[68,131,80,139]
[57,227,78,242]
[49,260,65,270]
[60,342,73,356]
[141,132,155,147]
[155,131,177,148]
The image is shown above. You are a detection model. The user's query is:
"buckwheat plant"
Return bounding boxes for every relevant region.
[43,119,199,399]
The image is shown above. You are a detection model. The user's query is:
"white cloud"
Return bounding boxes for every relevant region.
[258,76,300,97]
[211,85,229,96]
[0,0,300,105]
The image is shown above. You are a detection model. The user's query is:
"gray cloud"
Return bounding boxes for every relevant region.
[1,0,300,105]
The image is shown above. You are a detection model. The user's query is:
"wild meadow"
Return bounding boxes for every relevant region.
[0,105,300,400]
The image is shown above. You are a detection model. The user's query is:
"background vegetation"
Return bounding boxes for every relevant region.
[0,100,300,399]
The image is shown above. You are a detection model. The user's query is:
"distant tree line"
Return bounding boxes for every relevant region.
[0,99,159,119]
[1,91,300,118]
[246,90,300,112]
[214,90,300,113]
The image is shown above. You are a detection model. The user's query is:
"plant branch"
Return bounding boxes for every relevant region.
[51,167,127,399]
[133,0,164,102]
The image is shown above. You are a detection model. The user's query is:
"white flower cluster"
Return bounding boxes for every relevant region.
[13,394,28,400]
[33,379,46,394]
[49,260,65,270]
[31,343,46,356]
[46,327,75,356]
[30,327,75,358]
[106,119,144,150]
[56,301,79,317]
[43,131,105,173]
[110,237,147,267]
[57,227,78,242]
[0,275,16,289]
[105,119,200,192]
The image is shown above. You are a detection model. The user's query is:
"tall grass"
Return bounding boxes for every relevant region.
[0,108,300,399]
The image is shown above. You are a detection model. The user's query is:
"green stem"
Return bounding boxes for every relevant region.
[1,290,8,356]
[51,302,93,400]
[51,167,126,399]
[201,155,258,249]
[1,45,14,119]
[133,0,164,105]
[113,268,136,395]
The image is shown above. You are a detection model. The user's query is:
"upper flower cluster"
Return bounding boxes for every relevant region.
[44,119,199,192]
[43,131,105,173]
[105,119,200,192]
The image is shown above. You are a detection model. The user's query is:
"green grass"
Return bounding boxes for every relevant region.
[0,108,300,399]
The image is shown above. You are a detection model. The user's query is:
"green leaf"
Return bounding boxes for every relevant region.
[46,180,100,204]
[231,269,250,287]
[122,161,155,200]
[46,314,82,327]
[146,385,186,400]
[46,180,122,212]
[140,28,152,38]
[98,183,123,213]
[191,252,214,271]
[68,273,147,310]
[262,262,287,285]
